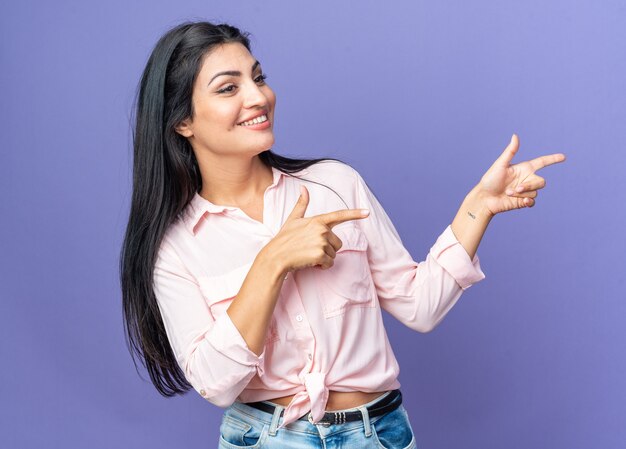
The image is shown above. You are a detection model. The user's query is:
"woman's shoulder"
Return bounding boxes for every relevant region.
[302,159,358,182]
[297,160,364,212]
[154,206,201,263]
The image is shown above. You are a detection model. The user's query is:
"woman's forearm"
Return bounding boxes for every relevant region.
[225,247,286,357]
[450,185,494,261]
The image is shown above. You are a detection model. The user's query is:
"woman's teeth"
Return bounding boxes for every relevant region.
[239,114,268,126]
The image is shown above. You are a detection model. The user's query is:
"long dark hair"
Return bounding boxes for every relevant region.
[119,20,345,397]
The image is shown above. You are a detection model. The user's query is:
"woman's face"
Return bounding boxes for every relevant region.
[175,42,276,159]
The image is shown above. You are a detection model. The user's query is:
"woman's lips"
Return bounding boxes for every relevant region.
[238,117,271,130]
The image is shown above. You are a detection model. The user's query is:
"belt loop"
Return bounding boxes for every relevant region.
[268,404,284,436]
[357,405,372,437]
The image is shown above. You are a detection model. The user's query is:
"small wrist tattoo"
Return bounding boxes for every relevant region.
[467,211,476,219]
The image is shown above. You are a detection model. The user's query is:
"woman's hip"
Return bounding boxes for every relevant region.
[217,389,416,449]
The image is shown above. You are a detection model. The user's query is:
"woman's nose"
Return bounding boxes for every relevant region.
[242,81,269,109]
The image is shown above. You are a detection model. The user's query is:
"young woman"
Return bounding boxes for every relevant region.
[120,21,565,448]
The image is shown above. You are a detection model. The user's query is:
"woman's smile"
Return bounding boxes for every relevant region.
[237,113,271,130]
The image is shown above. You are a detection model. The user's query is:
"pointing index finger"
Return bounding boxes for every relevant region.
[316,208,370,228]
[529,153,567,171]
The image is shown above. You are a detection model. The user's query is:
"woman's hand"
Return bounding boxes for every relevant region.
[263,185,370,277]
[474,134,566,216]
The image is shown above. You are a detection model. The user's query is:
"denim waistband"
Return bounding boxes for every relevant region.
[229,389,402,437]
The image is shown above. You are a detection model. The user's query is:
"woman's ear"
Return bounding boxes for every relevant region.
[175,119,194,138]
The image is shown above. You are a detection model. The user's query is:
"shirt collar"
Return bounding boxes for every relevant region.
[182,165,309,235]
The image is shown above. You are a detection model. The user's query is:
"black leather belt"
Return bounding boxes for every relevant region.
[244,389,402,426]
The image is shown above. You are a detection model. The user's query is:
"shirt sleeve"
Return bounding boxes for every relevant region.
[351,166,486,332]
[152,237,265,407]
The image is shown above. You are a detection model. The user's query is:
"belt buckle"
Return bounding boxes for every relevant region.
[307,412,332,427]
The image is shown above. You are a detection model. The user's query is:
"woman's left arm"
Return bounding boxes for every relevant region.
[451,134,566,260]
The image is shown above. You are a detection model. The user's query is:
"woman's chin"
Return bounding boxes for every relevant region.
[250,134,275,150]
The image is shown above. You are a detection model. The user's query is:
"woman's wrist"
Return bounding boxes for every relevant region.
[449,185,494,260]
[465,185,496,220]
[256,245,289,283]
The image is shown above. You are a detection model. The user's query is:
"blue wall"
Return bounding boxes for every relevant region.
[2,1,624,448]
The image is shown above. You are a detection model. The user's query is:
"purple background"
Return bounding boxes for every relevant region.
[2,1,625,448]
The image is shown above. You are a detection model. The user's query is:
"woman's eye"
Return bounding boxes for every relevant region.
[217,85,236,94]
[217,74,267,94]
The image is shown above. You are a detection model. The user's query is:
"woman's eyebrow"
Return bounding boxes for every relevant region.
[208,60,261,86]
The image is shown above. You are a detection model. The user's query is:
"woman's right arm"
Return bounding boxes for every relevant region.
[224,246,287,357]
[152,239,286,408]
[225,186,370,357]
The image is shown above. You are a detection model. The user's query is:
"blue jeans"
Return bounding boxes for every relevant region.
[217,390,417,448]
